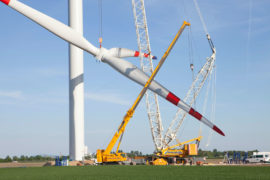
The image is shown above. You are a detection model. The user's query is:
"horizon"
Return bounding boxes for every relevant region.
[0,0,270,157]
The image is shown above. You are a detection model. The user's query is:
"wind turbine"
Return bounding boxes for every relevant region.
[69,0,84,161]
[0,0,225,160]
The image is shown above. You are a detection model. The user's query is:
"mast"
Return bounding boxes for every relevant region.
[132,0,164,151]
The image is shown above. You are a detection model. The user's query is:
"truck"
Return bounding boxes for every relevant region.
[246,152,270,163]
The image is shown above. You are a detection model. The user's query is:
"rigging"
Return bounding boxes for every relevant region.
[98,0,103,47]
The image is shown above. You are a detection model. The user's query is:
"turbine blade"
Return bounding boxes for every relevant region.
[166,92,225,136]
[103,55,225,136]
[108,48,156,59]
[1,0,98,55]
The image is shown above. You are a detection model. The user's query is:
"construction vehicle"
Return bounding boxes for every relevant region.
[96,21,190,164]
[133,0,221,158]
[152,136,202,165]
[157,136,202,158]
[151,1,218,165]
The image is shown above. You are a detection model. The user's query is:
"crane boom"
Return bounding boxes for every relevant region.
[164,45,216,145]
[162,0,218,149]
[132,0,163,151]
[97,21,190,163]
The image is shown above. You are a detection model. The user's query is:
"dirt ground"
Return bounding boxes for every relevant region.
[0,162,49,168]
[206,158,224,164]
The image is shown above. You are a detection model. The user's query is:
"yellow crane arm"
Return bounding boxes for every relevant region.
[104,21,191,155]
[161,136,202,154]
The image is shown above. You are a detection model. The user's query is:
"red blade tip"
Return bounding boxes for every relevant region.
[213,125,225,136]
[0,0,10,5]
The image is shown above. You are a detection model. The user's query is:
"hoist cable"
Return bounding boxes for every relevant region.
[193,0,208,35]
[175,0,193,142]
[98,0,103,47]
[188,27,196,112]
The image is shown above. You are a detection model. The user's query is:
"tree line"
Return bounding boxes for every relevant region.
[0,149,260,162]
[0,155,54,163]
[198,149,259,158]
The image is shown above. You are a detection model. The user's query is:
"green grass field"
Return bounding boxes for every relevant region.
[0,165,270,180]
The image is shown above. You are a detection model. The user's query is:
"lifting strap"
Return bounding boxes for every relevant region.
[98,0,103,48]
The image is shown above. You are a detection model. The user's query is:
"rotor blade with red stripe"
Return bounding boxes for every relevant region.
[102,55,225,136]
[107,48,156,59]
[134,51,157,59]
[166,92,225,136]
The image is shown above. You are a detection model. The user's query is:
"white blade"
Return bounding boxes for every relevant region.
[103,54,225,136]
[108,48,157,59]
[2,0,98,56]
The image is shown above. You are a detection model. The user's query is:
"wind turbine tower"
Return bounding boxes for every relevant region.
[69,0,85,161]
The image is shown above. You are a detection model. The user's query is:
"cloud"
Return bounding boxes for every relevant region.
[29,96,68,104]
[85,91,130,106]
[0,91,24,100]
[0,90,68,105]
[34,68,67,77]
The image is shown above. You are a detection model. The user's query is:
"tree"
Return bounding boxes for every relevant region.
[5,156,12,162]
[213,149,218,157]
[12,156,19,161]
[35,155,42,161]
[20,155,26,161]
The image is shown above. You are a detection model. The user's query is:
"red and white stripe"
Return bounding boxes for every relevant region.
[108,48,157,59]
[134,51,157,59]
[165,92,225,136]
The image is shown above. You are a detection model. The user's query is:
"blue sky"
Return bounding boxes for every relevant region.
[0,0,270,157]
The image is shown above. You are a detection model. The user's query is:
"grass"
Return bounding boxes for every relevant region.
[0,165,270,180]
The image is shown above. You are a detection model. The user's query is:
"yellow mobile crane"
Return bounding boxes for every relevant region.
[96,21,190,164]
[157,136,202,158]
[152,136,202,165]
[148,136,202,165]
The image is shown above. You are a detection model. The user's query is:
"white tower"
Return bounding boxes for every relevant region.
[69,0,85,161]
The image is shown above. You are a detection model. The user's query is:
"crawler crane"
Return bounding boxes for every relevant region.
[152,136,202,165]
[96,21,190,164]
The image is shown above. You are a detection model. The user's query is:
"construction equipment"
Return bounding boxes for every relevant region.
[150,136,201,165]
[157,136,202,158]
[132,0,163,151]
[164,44,216,145]
[96,21,190,164]
[132,0,222,157]
[132,0,220,165]
[155,1,217,163]
[152,158,168,165]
